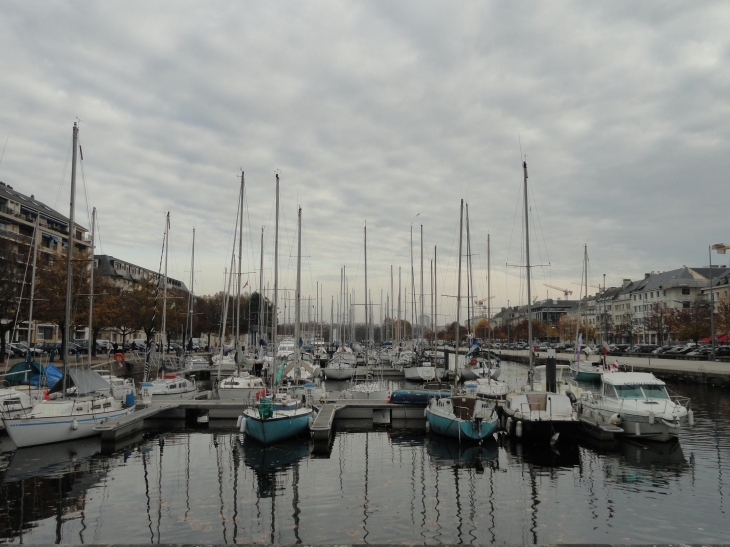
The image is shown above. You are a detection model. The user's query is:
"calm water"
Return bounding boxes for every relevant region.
[1,365,728,544]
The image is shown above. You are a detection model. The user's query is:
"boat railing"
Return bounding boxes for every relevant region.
[669,394,691,412]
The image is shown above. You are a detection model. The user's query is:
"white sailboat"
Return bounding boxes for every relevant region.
[140,212,198,401]
[570,245,603,382]
[342,223,389,400]
[502,160,579,443]
[4,123,134,448]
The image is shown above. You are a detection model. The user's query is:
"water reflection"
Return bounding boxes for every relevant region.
[0,370,727,544]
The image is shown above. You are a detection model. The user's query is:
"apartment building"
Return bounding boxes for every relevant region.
[1,182,91,345]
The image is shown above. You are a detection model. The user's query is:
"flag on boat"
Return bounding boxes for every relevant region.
[612,360,619,370]
[602,341,610,355]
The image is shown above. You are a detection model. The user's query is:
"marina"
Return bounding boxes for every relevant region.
[0,365,728,544]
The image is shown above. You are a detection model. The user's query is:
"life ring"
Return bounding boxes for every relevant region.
[255,389,265,401]
[469,358,477,366]
[114,353,125,368]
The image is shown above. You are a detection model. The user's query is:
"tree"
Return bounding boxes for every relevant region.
[0,237,22,359]
[557,315,578,341]
[614,312,636,344]
[715,296,730,341]
[34,250,90,356]
[646,302,668,345]
[90,277,120,356]
[667,299,711,345]
[474,318,489,339]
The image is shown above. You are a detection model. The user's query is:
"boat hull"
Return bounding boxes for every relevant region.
[4,405,135,448]
[323,367,356,380]
[244,408,312,445]
[404,366,436,382]
[426,407,498,442]
[390,390,452,406]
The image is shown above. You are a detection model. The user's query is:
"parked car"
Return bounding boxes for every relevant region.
[652,345,674,355]
[96,339,113,352]
[687,347,711,357]
[715,346,730,357]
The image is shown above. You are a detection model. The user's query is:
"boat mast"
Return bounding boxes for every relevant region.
[465,203,472,344]
[523,161,533,383]
[434,246,437,346]
[455,200,463,389]
[62,122,79,396]
[188,227,195,354]
[420,224,424,344]
[87,207,95,368]
[236,171,244,371]
[294,207,302,381]
[160,212,169,365]
[364,222,368,367]
[390,265,394,342]
[27,216,39,360]
[273,174,280,373]
[487,233,491,354]
[258,227,264,357]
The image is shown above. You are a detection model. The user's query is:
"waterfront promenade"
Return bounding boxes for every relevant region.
[496,349,730,386]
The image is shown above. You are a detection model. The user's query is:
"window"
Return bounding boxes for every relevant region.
[681,287,690,295]
[663,290,666,296]
[683,301,690,309]
[615,384,644,399]
[604,384,618,398]
[641,384,669,399]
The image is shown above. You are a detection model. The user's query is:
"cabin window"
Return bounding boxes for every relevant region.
[614,384,644,399]
[641,385,669,399]
[169,384,176,389]
[603,384,618,398]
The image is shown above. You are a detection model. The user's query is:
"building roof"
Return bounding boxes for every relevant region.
[95,254,188,292]
[0,182,85,230]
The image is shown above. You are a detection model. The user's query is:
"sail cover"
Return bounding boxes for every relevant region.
[48,368,111,395]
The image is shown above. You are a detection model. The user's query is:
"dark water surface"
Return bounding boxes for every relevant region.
[1,371,728,544]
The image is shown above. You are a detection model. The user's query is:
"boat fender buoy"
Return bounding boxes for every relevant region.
[688,409,694,426]
[308,415,315,429]
[469,358,477,366]
[515,420,523,438]
[634,422,641,436]
[72,419,79,431]
[506,417,513,435]
[425,421,430,433]
[43,389,50,401]
[237,415,243,429]
[423,407,428,418]
[609,413,622,425]
[386,392,391,404]
[239,415,247,433]
[648,411,655,425]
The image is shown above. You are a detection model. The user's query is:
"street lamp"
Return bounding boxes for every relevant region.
[710,244,730,361]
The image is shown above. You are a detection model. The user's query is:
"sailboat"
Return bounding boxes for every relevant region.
[240,189,313,445]
[3,123,135,448]
[501,160,580,443]
[342,223,389,400]
[570,245,603,382]
[425,200,499,443]
[217,172,267,402]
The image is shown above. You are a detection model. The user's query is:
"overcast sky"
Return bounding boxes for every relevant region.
[1,1,728,327]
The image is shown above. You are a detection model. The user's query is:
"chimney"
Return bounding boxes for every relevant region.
[644,273,650,279]
[622,279,631,289]
[30,194,34,199]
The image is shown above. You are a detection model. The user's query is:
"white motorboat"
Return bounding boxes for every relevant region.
[577,371,691,442]
[140,374,198,401]
[404,358,439,382]
[474,376,510,399]
[217,371,266,402]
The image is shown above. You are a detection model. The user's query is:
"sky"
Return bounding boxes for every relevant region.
[1,0,729,328]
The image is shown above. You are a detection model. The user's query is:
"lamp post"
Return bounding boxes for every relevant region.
[709,244,730,361]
